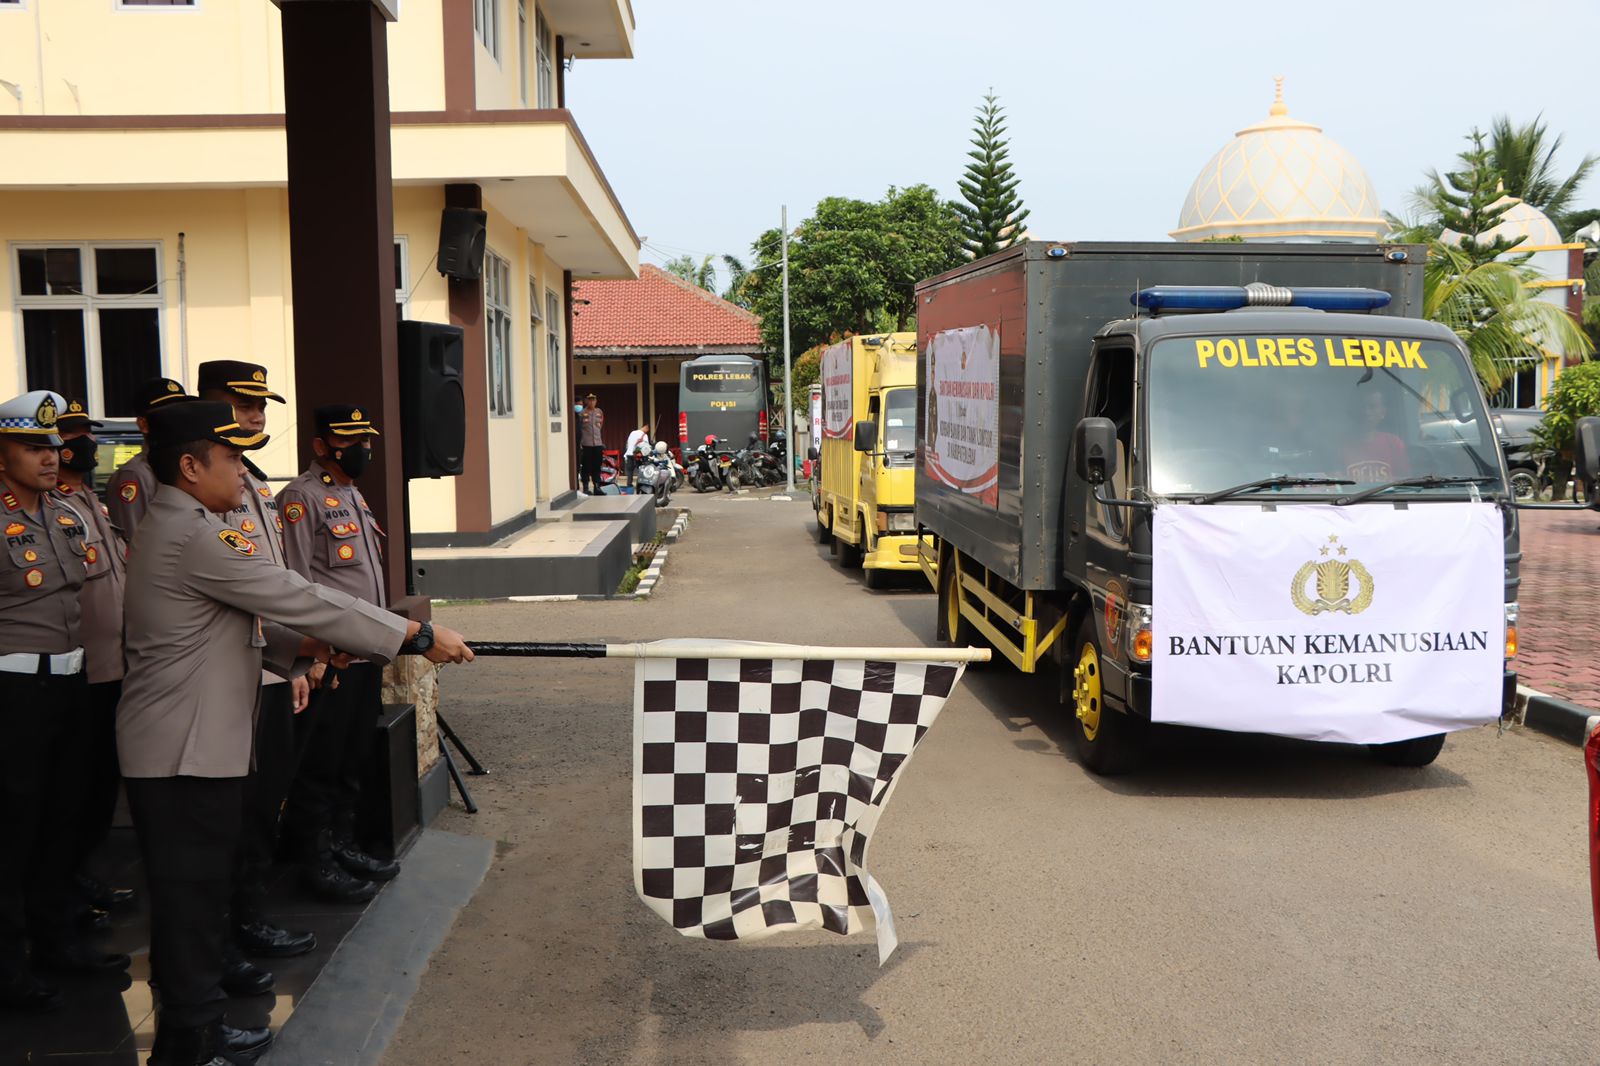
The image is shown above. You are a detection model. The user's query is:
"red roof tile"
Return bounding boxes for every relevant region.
[573,264,763,350]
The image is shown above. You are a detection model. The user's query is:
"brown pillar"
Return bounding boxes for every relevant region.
[447,183,492,532]
[279,0,421,616]
[556,35,566,107]
[443,0,476,113]
[565,269,577,485]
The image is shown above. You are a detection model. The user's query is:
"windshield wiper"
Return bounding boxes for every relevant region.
[1333,475,1498,506]
[1195,476,1355,504]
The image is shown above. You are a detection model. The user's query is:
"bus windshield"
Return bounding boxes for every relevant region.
[1146,332,1502,497]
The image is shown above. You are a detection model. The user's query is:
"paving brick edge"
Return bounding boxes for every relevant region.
[635,511,691,598]
[1518,684,1599,745]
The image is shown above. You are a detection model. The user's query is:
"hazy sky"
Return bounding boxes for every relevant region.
[571,1,1600,281]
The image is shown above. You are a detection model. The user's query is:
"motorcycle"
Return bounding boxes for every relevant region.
[690,438,729,493]
[633,450,674,508]
[743,433,783,486]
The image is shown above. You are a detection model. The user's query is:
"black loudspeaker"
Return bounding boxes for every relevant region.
[398,320,467,478]
[437,206,487,281]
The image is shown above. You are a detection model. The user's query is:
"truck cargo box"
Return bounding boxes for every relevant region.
[914,241,1424,591]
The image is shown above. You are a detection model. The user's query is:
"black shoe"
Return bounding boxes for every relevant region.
[235,919,316,958]
[148,1020,236,1066]
[78,905,112,932]
[332,839,400,882]
[32,943,131,973]
[301,860,380,903]
[221,957,274,997]
[219,1020,273,1056]
[76,873,136,912]
[0,972,63,1014]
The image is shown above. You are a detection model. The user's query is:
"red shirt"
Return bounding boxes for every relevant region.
[1342,432,1409,483]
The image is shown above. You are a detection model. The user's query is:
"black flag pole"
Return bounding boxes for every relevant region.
[460,641,992,661]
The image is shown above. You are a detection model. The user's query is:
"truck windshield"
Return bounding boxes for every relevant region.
[882,387,916,459]
[1146,332,1502,498]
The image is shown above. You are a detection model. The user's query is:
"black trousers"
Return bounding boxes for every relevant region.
[285,663,381,859]
[74,679,123,886]
[0,668,90,982]
[232,682,295,924]
[580,445,605,495]
[125,775,243,1029]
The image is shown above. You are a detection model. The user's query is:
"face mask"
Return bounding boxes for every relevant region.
[330,443,371,478]
[59,441,99,472]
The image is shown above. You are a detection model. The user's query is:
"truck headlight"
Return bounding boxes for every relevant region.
[1505,602,1518,659]
[887,512,916,533]
[1128,603,1154,663]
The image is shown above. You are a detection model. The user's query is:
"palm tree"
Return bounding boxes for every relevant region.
[1423,240,1592,390]
[662,254,717,293]
[720,254,751,307]
[1487,115,1598,228]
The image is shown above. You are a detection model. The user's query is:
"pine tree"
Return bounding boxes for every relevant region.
[954,91,1030,259]
[1437,130,1526,269]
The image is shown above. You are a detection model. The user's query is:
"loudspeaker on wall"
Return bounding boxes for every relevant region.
[437,206,488,282]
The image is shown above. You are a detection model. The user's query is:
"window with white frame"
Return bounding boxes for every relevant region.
[474,0,500,62]
[14,244,164,417]
[485,250,513,417]
[545,287,563,417]
[535,9,554,108]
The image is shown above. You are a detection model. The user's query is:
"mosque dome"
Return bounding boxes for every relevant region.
[1172,79,1387,244]
[1440,191,1562,250]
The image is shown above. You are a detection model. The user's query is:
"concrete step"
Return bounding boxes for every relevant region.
[411,518,635,599]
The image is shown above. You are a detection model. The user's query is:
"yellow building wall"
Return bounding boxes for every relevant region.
[393,186,458,534]
[0,0,445,117]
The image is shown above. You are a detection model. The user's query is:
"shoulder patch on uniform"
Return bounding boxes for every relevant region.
[57,483,75,495]
[218,529,257,556]
[284,502,305,524]
[4,522,23,536]
[118,482,139,503]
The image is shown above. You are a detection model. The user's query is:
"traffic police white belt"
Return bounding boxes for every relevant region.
[0,649,85,675]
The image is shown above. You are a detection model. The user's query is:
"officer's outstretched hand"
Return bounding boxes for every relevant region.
[425,623,475,665]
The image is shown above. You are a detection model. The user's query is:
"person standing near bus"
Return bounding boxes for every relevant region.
[623,422,649,491]
[577,393,605,496]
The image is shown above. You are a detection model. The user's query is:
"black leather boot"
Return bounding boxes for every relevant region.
[301,859,379,904]
[147,1020,232,1066]
[332,838,400,882]
[235,918,316,958]
[219,1020,273,1056]
[221,957,274,997]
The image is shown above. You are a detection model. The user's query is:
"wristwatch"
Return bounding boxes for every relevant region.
[407,620,435,654]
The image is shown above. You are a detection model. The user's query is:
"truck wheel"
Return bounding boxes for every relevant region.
[1508,466,1539,501]
[1369,733,1445,767]
[1069,620,1146,776]
[863,565,886,590]
[838,536,864,569]
[942,558,977,646]
[816,506,831,545]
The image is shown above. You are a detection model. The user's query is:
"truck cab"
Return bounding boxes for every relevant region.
[816,333,925,588]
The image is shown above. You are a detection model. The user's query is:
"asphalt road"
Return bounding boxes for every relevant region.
[384,491,1597,1065]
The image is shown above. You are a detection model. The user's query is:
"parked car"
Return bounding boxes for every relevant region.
[1492,407,1552,500]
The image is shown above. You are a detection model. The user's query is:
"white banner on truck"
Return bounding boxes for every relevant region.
[1151,502,1503,744]
[810,388,823,452]
[822,344,853,440]
[923,325,1000,507]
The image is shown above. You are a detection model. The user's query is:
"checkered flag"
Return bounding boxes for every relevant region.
[633,642,967,963]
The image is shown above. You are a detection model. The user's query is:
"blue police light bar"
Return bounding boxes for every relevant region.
[1132,286,1393,313]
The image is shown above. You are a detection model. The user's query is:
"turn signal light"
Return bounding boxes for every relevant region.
[1133,629,1153,662]
[876,511,888,533]
[1505,625,1518,659]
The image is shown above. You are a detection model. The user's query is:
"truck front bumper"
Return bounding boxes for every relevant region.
[865,534,925,572]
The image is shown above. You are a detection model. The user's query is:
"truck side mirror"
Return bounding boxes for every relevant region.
[1577,416,1600,483]
[1075,417,1118,486]
[853,421,877,453]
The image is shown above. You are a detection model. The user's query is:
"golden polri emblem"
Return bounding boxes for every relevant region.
[36,396,58,428]
[1291,535,1374,616]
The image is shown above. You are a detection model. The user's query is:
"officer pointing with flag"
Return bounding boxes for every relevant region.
[118,400,472,1063]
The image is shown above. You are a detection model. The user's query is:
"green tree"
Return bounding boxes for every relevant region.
[662,254,716,292]
[1487,115,1599,231]
[1423,240,1592,391]
[1534,360,1600,458]
[1434,130,1525,268]
[720,254,752,307]
[953,91,1029,258]
[742,185,964,360]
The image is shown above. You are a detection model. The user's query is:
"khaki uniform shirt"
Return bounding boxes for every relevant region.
[579,407,605,447]
[106,451,158,542]
[231,460,289,687]
[0,483,87,656]
[117,486,408,779]
[53,483,126,683]
[277,463,386,607]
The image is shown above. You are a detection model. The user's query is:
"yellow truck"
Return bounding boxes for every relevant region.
[815,333,927,588]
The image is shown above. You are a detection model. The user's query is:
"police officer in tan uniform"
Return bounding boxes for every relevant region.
[277,404,400,900]
[51,400,136,923]
[195,359,318,972]
[0,390,130,1015]
[119,400,472,1064]
[105,376,194,540]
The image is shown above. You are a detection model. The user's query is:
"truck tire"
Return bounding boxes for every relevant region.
[1068,619,1147,776]
[1369,733,1445,767]
[838,536,864,569]
[941,556,977,646]
[863,565,886,590]
[817,506,832,545]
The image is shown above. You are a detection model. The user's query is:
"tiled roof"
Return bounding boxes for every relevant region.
[573,264,763,350]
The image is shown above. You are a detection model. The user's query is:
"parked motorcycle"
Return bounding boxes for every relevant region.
[691,436,728,493]
[633,444,674,508]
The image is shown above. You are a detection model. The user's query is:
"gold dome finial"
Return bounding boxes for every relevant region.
[1270,75,1288,117]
